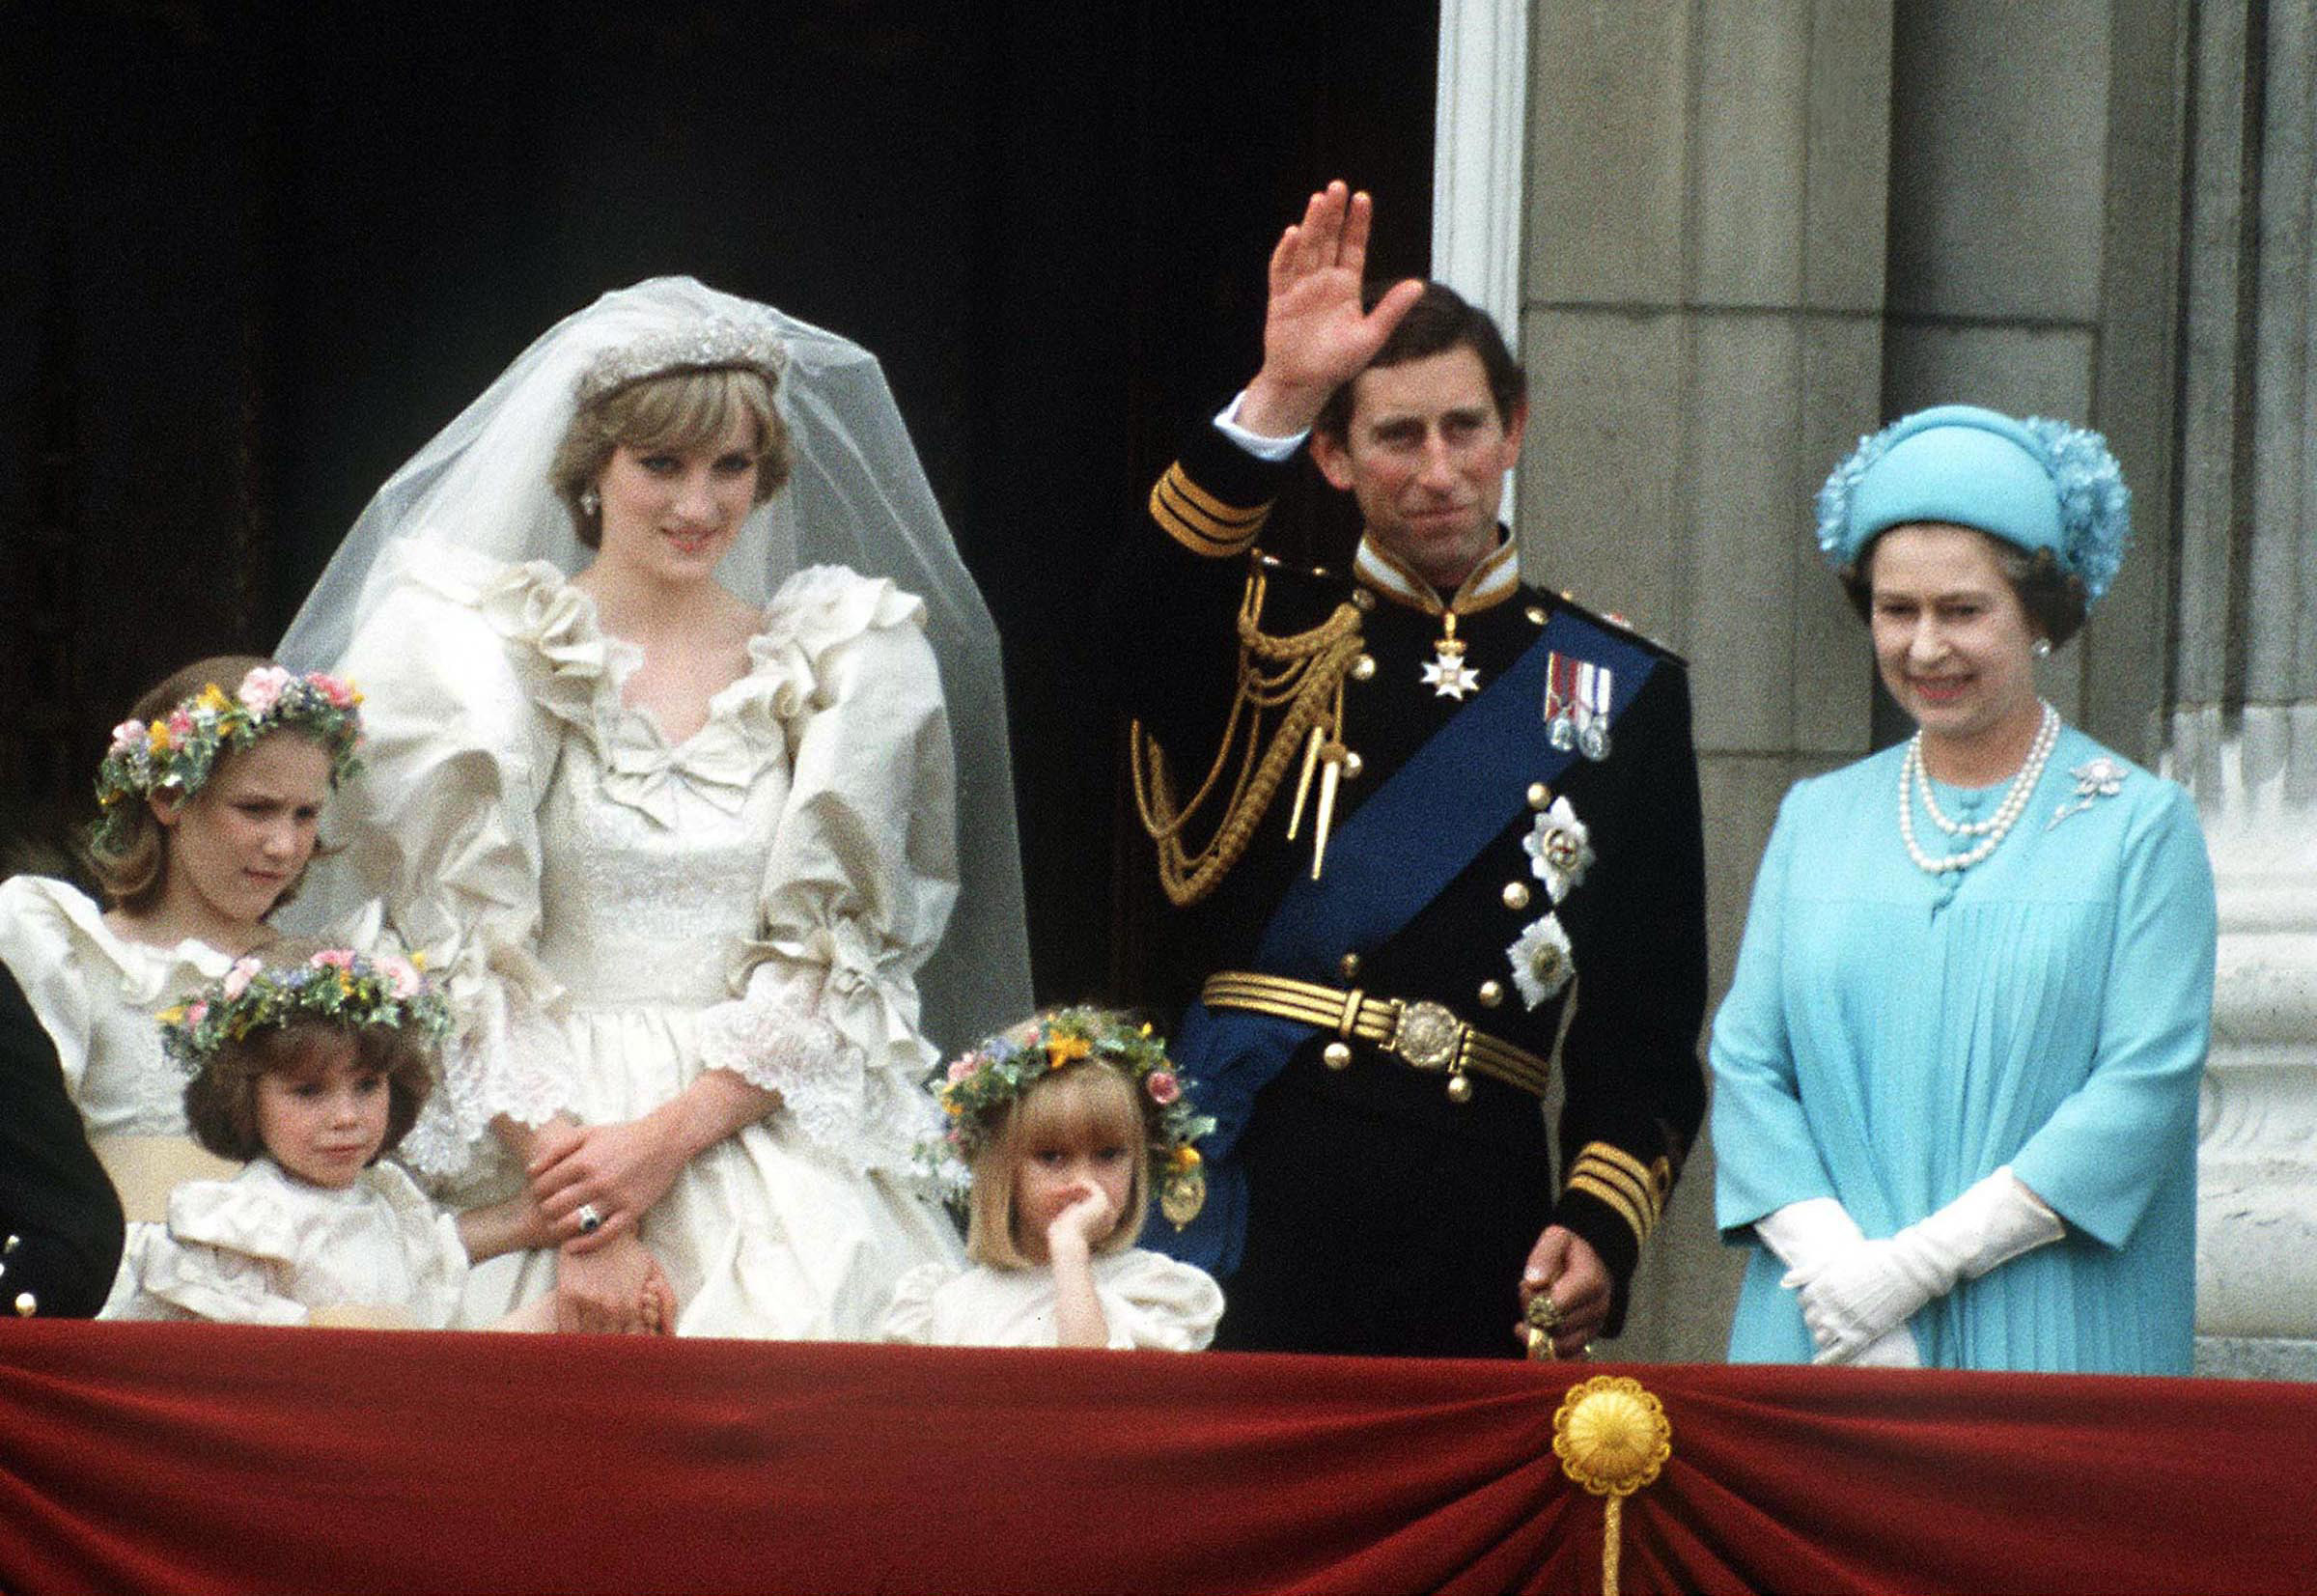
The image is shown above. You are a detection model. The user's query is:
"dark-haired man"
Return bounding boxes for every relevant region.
[1106,182,1706,1357]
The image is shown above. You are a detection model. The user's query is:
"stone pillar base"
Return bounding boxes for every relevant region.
[2173,711,2317,1379]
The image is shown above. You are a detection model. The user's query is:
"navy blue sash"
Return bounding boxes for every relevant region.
[1150,605,1659,1273]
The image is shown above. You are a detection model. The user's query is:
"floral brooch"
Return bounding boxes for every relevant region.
[2048,756,2128,830]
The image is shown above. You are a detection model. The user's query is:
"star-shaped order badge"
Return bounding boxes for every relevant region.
[1421,646,1481,700]
[1507,913,1575,1008]
[1522,798,1594,901]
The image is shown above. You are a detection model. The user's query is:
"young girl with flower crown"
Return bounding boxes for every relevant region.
[105,943,670,1330]
[879,1008,1223,1350]
[0,658,368,1256]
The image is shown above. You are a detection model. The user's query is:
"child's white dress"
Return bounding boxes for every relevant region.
[879,1249,1223,1349]
[104,1156,468,1327]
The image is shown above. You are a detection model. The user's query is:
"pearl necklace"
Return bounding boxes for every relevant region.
[1897,702,2061,875]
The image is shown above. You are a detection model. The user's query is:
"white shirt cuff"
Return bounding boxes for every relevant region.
[1214,391,1307,462]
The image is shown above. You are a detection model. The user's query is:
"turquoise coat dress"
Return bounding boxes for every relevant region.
[1712,725,2217,1373]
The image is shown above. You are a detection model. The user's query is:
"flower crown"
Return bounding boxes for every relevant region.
[1814,412,2131,602]
[928,1008,1216,1229]
[158,946,449,1073]
[94,666,364,854]
[575,314,791,406]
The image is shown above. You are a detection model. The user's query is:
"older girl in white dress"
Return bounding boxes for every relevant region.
[881,1009,1222,1350]
[0,659,364,1235]
[282,279,1028,1336]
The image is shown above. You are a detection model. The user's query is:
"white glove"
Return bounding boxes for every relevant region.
[1756,1198,1922,1368]
[1783,1168,2062,1364]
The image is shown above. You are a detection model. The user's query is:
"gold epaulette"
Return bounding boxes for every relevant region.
[1549,588,1688,665]
[1131,565,1365,907]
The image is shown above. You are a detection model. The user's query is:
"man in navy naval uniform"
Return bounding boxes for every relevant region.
[1106,182,1707,1357]
[0,961,126,1319]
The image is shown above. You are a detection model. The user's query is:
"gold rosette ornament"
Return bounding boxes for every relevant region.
[1552,1376,1672,1596]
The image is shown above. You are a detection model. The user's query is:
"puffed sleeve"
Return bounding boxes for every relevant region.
[2010,781,2217,1246]
[332,539,600,1182]
[1095,1250,1225,1351]
[876,1260,957,1345]
[695,566,957,1175]
[0,877,99,1098]
[1712,786,1847,1236]
[105,1177,308,1326]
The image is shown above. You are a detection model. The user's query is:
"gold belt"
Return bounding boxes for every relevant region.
[1199,972,1552,1101]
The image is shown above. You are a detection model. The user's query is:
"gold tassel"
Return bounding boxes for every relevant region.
[1551,1376,1672,1596]
[1131,571,1366,907]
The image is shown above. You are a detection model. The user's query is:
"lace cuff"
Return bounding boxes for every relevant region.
[401,949,575,1186]
[696,962,937,1178]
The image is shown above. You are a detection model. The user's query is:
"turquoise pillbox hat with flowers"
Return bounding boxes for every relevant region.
[1815,403,2131,603]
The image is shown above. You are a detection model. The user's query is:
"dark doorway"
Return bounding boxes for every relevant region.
[3,0,1437,1000]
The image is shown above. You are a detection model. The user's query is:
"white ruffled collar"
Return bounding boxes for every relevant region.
[386,539,924,828]
[7,878,237,1005]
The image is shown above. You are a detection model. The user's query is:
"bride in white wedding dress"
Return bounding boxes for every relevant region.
[282,278,1027,1336]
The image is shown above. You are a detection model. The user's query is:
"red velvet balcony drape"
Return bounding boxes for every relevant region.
[2,1322,2312,1594]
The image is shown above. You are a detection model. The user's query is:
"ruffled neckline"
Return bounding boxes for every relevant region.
[389,540,923,826]
[168,1157,432,1263]
[1,877,236,1005]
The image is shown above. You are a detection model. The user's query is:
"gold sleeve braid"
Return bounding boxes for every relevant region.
[1566,1142,1676,1251]
[1151,462,1269,555]
[1131,567,1366,907]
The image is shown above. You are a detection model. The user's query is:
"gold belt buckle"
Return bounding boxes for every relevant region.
[1387,999,1465,1072]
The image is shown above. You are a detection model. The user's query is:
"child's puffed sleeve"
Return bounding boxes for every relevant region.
[696,566,956,1178]
[877,1260,959,1345]
[1097,1250,1225,1351]
[331,541,595,1184]
[103,1178,308,1326]
[0,877,123,1100]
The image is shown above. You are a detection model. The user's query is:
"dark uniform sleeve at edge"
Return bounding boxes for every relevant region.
[1547,656,1709,1337]
[1095,420,1301,734]
[0,960,126,1318]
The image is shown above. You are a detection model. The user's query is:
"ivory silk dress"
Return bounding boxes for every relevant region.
[1713,728,2216,1373]
[0,876,229,1142]
[105,1157,469,1327]
[879,1249,1224,1350]
[337,539,964,1336]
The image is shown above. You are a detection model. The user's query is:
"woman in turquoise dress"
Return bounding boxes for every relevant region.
[1713,405,2216,1374]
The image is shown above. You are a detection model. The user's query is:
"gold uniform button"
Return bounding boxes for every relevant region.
[1352,589,1377,612]
[1525,605,1548,626]
[1342,751,1363,779]
[1477,979,1505,1009]
[2,1235,17,1255]
[1502,881,1532,911]
[1322,1041,1354,1071]
[1527,782,1551,811]
[13,1292,33,1318]
[1351,654,1378,681]
[1446,1074,1474,1104]
[1339,952,1361,980]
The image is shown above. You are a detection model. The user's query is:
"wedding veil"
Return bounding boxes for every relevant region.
[279,276,1030,1051]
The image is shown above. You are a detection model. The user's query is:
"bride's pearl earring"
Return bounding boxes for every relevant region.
[2031,636,2052,658]
[580,487,600,517]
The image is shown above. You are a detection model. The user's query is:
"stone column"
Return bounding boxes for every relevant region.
[2167,0,2317,1380]
[1522,0,1895,1363]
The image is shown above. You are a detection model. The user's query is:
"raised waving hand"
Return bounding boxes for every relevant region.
[1237,181,1427,438]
